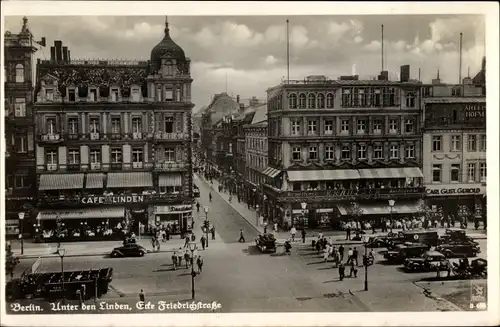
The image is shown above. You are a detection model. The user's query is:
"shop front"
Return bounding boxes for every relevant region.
[148,204,193,235]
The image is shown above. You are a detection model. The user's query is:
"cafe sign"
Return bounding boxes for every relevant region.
[425,184,486,197]
[81,195,145,204]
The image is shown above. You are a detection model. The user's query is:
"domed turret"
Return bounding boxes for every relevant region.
[150,16,186,73]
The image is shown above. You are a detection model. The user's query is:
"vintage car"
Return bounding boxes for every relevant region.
[403,251,449,272]
[366,232,403,248]
[438,228,478,245]
[110,243,147,257]
[383,242,431,264]
[255,233,277,253]
[436,243,480,258]
[193,184,201,198]
[452,258,487,279]
[386,230,439,250]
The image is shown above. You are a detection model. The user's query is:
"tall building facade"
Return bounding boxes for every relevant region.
[32,18,195,239]
[264,74,425,229]
[4,17,43,238]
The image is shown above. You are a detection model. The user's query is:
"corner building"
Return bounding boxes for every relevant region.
[264,75,425,229]
[33,19,195,240]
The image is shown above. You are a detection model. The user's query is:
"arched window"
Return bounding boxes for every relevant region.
[317,93,325,108]
[308,93,316,109]
[289,93,297,109]
[326,93,334,108]
[163,60,174,76]
[15,64,24,83]
[298,93,306,109]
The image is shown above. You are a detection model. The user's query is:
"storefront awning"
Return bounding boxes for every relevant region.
[287,169,360,182]
[159,174,182,187]
[39,173,84,191]
[107,172,153,188]
[337,200,423,216]
[262,167,281,178]
[86,173,104,189]
[358,167,423,179]
[37,207,125,220]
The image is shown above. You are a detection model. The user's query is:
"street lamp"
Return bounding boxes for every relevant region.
[300,202,307,228]
[203,206,209,248]
[363,240,368,291]
[388,199,395,232]
[57,248,66,304]
[18,212,25,255]
[189,242,197,300]
[256,204,260,226]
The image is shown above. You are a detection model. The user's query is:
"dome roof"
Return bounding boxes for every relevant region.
[151,17,185,71]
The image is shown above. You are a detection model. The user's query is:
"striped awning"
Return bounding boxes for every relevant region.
[337,200,423,216]
[358,168,424,179]
[287,169,361,182]
[107,172,153,188]
[159,174,182,187]
[86,173,104,189]
[262,167,281,178]
[37,207,125,220]
[39,173,84,191]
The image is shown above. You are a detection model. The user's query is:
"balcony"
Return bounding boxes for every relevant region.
[275,186,425,202]
[37,192,189,207]
[90,163,101,171]
[66,133,80,140]
[154,132,189,141]
[39,133,63,143]
[67,163,81,172]
[89,133,101,140]
[154,162,187,171]
[132,162,144,169]
[110,162,123,171]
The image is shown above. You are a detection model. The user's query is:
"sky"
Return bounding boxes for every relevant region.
[4,14,486,112]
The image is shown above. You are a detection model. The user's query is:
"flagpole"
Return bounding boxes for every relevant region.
[286,19,290,83]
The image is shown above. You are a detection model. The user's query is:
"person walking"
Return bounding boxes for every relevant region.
[301,228,306,243]
[347,248,353,264]
[139,289,145,303]
[200,235,206,250]
[238,229,245,243]
[345,226,351,240]
[338,245,345,262]
[290,226,297,242]
[211,226,216,240]
[229,194,232,203]
[184,235,190,248]
[353,247,359,266]
[209,192,212,202]
[196,255,204,273]
[177,248,183,268]
[184,249,190,269]
[196,202,200,213]
[151,237,156,252]
[323,244,330,262]
[338,263,345,281]
[172,251,178,270]
[349,261,358,278]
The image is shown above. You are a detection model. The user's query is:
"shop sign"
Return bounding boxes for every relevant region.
[425,184,486,197]
[81,195,145,204]
[280,187,424,201]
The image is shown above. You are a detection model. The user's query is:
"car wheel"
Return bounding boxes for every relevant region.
[139,251,145,257]
[111,252,118,258]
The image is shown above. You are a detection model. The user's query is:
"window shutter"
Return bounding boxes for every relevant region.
[175,145,182,161]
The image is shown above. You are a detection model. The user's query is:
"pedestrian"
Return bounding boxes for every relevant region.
[273,222,278,233]
[290,226,297,242]
[353,247,359,266]
[345,226,351,240]
[139,289,145,303]
[347,248,353,264]
[323,244,330,262]
[197,255,204,273]
[184,235,190,248]
[172,251,178,270]
[196,202,200,212]
[238,229,245,243]
[338,245,344,262]
[200,235,206,250]
[177,248,183,267]
[263,225,267,234]
[338,263,345,281]
[156,238,161,252]
[301,228,306,243]
[184,250,190,269]
[315,237,321,254]
[151,237,156,252]
[229,194,232,203]
[211,226,215,240]
[209,192,212,202]
[349,261,358,278]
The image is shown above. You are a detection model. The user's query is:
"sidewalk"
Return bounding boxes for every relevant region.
[195,174,487,244]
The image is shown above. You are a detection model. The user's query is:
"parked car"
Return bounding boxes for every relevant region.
[255,233,277,253]
[110,243,147,257]
[438,228,478,245]
[193,185,200,198]
[387,230,439,250]
[384,242,431,264]
[366,232,402,248]
[404,251,449,272]
[436,243,480,258]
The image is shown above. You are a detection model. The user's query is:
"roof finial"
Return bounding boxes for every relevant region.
[164,16,170,36]
[21,16,29,33]
[437,69,440,80]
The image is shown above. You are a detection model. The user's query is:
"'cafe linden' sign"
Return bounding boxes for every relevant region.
[81,195,145,204]
[425,184,486,197]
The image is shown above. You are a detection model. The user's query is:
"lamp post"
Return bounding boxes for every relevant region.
[203,206,209,248]
[18,212,25,255]
[189,242,197,300]
[363,241,368,291]
[256,204,260,226]
[388,199,395,232]
[300,202,307,228]
[57,248,66,304]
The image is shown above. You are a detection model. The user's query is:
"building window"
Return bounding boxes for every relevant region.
[317,93,325,108]
[298,93,306,109]
[373,119,382,134]
[14,98,26,117]
[68,117,78,135]
[405,144,415,159]
[164,148,175,162]
[341,119,350,133]
[46,149,58,166]
[389,119,398,133]
[90,149,101,164]
[325,146,335,160]
[164,117,174,133]
[68,89,76,102]
[309,146,318,160]
[111,88,119,102]
[480,163,486,182]
[404,119,414,133]
[452,110,458,123]
[451,135,461,151]
[46,118,56,134]
[479,134,486,151]
[15,64,24,83]
[308,120,317,135]
[15,135,27,153]
[467,163,476,182]
[15,175,28,188]
[164,88,173,101]
[358,145,367,160]
[468,135,477,152]
[341,145,350,160]
[432,164,442,182]
[111,117,121,135]
[132,117,142,133]
[450,164,461,182]
[111,148,122,163]
[308,93,316,109]
[46,89,54,101]
[292,147,301,161]
[357,119,366,134]
[156,86,162,101]
[289,94,297,109]
[229,143,233,153]
[452,87,462,97]
[342,88,352,107]
[68,149,80,164]
[374,145,383,159]
[291,120,300,136]
[324,120,333,135]
[132,148,143,168]
[432,136,442,151]
[88,118,99,134]
[374,88,382,106]
[326,93,334,108]
[405,92,415,108]
[89,89,97,102]
[390,145,399,159]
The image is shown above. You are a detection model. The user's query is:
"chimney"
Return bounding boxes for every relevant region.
[462,77,472,85]
[400,65,410,82]
[54,40,63,62]
[432,69,441,85]
[381,71,389,81]
[62,46,68,62]
[236,95,240,103]
[68,50,71,63]
[50,46,55,61]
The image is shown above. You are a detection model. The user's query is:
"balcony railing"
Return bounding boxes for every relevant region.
[154,162,186,171]
[154,132,189,140]
[38,192,189,206]
[277,187,425,201]
[39,133,63,142]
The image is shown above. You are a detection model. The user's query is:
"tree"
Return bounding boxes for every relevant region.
[5,243,20,280]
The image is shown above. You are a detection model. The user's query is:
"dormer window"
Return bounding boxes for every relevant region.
[89,88,97,102]
[111,88,119,102]
[163,60,174,76]
[68,89,76,102]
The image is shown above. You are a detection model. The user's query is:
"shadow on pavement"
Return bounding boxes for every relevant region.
[241,246,268,255]
[317,266,334,270]
[307,260,327,265]
[270,252,289,257]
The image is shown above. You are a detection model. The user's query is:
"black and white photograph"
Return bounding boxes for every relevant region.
[1,1,499,326]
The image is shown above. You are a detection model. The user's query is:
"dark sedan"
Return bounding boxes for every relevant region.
[110,243,147,257]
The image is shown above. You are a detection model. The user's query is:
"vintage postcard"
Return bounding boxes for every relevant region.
[1,1,499,326]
